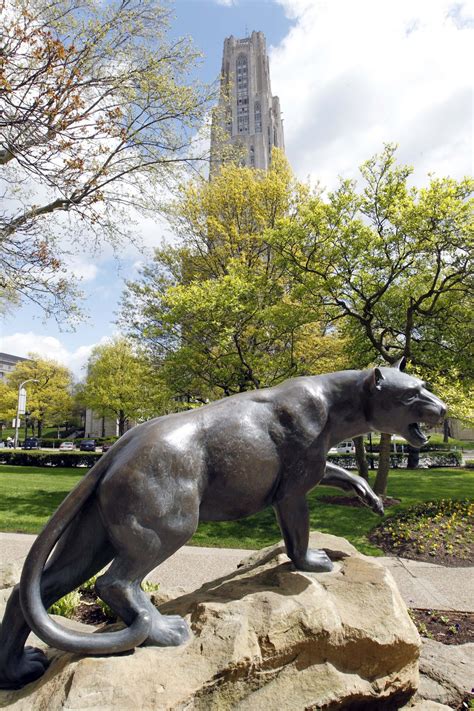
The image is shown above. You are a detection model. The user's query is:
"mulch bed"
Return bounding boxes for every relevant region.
[72,590,114,626]
[409,608,474,645]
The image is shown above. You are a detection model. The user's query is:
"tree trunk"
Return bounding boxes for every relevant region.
[373,432,391,496]
[353,435,369,480]
[443,419,451,443]
[407,446,420,469]
[118,409,126,437]
[366,432,376,470]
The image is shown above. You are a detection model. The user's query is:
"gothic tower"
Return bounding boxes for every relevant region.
[211,31,285,172]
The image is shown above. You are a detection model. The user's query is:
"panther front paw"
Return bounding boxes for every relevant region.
[292,548,334,573]
[354,480,384,515]
[372,496,384,516]
[0,646,49,690]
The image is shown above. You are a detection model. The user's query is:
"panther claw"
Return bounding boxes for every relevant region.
[373,498,385,516]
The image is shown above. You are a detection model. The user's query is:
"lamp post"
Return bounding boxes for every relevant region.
[14,379,39,448]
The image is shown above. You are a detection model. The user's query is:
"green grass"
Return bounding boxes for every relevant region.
[0,465,472,555]
[0,466,84,533]
[423,433,472,449]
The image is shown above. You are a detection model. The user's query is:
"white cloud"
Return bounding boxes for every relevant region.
[0,332,111,379]
[272,0,473,189]
[68,259,100,282]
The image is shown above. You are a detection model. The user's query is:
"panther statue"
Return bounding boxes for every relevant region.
[0,359,446,688]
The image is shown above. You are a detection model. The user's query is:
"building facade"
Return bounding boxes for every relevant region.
[211,31,284,172]
[84,409,135,439]
[0,352,28,381]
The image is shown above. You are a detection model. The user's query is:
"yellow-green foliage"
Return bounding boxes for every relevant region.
[79,337,164,428]
[49,575,160,621]
[122,151,348,400]
[48,590,81,619]
[4,355,74,432]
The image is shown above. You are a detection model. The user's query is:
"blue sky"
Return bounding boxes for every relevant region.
[2,0,473,378]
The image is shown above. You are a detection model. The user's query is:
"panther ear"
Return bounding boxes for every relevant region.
[393,356,407,371]
[367,367,385,392]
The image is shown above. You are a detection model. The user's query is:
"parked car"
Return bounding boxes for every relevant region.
[79,439,96,452]
[59,441,75,451]
[335,440,355,454]
[22,437,41,450]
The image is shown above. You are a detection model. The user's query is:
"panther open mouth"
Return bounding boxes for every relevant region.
[408,422,430,447]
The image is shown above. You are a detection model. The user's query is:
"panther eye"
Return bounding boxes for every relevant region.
[402,390,418,404]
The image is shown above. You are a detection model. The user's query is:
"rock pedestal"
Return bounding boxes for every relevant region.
[0,533,421,710]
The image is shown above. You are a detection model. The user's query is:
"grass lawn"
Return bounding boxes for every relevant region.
[0,465,472,555]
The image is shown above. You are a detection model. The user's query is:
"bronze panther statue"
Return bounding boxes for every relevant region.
[0,361,446,689]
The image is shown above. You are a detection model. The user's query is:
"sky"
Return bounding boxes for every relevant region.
[2,0,473,379]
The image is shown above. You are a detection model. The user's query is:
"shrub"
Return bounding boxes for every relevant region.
[0,450,102,467]
[50,576,161,622]
[49,590,81,618]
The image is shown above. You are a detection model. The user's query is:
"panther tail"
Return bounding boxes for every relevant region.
[19,455,151,654]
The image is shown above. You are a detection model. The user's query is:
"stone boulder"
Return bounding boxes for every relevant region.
[0,559,23,590]
[417,638,474,708]
[0,533,421,710]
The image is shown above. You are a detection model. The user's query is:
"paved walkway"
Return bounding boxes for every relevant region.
[0,532,472,612]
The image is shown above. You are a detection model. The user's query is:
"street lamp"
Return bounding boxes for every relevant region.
[14,379,39,448]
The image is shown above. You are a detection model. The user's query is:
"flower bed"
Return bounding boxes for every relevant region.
[369,499,473,566]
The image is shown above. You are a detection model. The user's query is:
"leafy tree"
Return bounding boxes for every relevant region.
[80,337,165,435]
[0,0,212,320]
[7,355,74,437]
[0,381,17,433]
[269,145,473,493]
[121,152,347,400]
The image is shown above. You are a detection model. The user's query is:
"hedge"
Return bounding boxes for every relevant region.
[0,450,102,467]
[0,449,463,469]
[15,437,116,448]
[328,451,462,469]
[366,441,463,453]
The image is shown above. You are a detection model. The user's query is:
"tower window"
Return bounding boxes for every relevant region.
[254,102,262,133]
[236,54,249,134]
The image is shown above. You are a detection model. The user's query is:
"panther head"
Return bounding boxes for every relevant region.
[365,358,447,447]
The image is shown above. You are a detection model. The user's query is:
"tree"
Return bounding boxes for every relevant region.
[80,337,164,435]
[269,145,473,493]
[7,355,74,437]
[121,152,348,401]
[1,0,212,319]
[0,381,17,433]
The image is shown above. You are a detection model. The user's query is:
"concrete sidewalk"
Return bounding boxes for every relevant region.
[0,532,253,594]
[1,532,472,611]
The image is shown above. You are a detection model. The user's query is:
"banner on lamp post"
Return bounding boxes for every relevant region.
[18,388,27,415]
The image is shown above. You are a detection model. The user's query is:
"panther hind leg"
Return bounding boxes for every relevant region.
[95,508,199,647]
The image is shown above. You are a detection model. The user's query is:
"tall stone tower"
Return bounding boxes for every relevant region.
[211,31,285,172]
